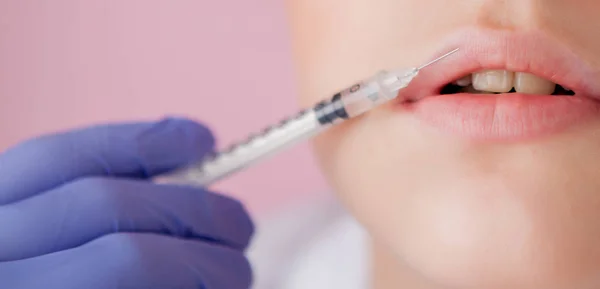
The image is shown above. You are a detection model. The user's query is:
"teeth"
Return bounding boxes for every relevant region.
[461,85,494,94]
[514,72,556,95]
[472,70,515,93]
[454,75,472,87]
[450,70,565,95]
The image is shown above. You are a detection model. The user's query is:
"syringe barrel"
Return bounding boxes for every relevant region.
[163,109,324,186]
[160,69,417,187]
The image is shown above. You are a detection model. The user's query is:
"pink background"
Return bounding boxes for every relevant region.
[0,0,327,214]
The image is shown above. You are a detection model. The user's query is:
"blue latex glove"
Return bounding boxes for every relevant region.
[0,118,254,289]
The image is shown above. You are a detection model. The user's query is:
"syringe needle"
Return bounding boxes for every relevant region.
[417,48,459,70]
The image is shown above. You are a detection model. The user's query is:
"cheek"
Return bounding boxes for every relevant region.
[314,113,600,288]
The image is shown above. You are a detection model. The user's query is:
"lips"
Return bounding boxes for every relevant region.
[397,28,600,140]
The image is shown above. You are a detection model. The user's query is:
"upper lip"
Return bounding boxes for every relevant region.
[400,28,600,102]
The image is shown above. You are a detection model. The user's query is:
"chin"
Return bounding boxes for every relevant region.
[395,185,600,288]
[353,166,600,289]
[317,121,600,288]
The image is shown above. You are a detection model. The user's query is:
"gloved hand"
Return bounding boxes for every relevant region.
[0,118,254,289]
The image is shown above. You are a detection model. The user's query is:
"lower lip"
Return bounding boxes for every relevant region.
[402,94,600,140]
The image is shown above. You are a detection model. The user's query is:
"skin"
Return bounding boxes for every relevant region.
[286,1,600,288]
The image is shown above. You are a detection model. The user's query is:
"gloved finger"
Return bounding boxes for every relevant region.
[0,117,214,205]
[0,177,253,262]
[0,233,253,289]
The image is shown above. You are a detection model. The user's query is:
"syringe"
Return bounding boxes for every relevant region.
[160,48,459,186]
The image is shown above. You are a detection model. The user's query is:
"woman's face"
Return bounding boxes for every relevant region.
[288,1,600,288]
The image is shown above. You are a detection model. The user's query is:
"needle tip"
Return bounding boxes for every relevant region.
[417,48,460,70]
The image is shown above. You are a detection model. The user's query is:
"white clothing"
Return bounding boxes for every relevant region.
[248,196,371,289]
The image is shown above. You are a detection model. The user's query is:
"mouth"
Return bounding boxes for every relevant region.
[397,29,600,140]
[438,70,575,97]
